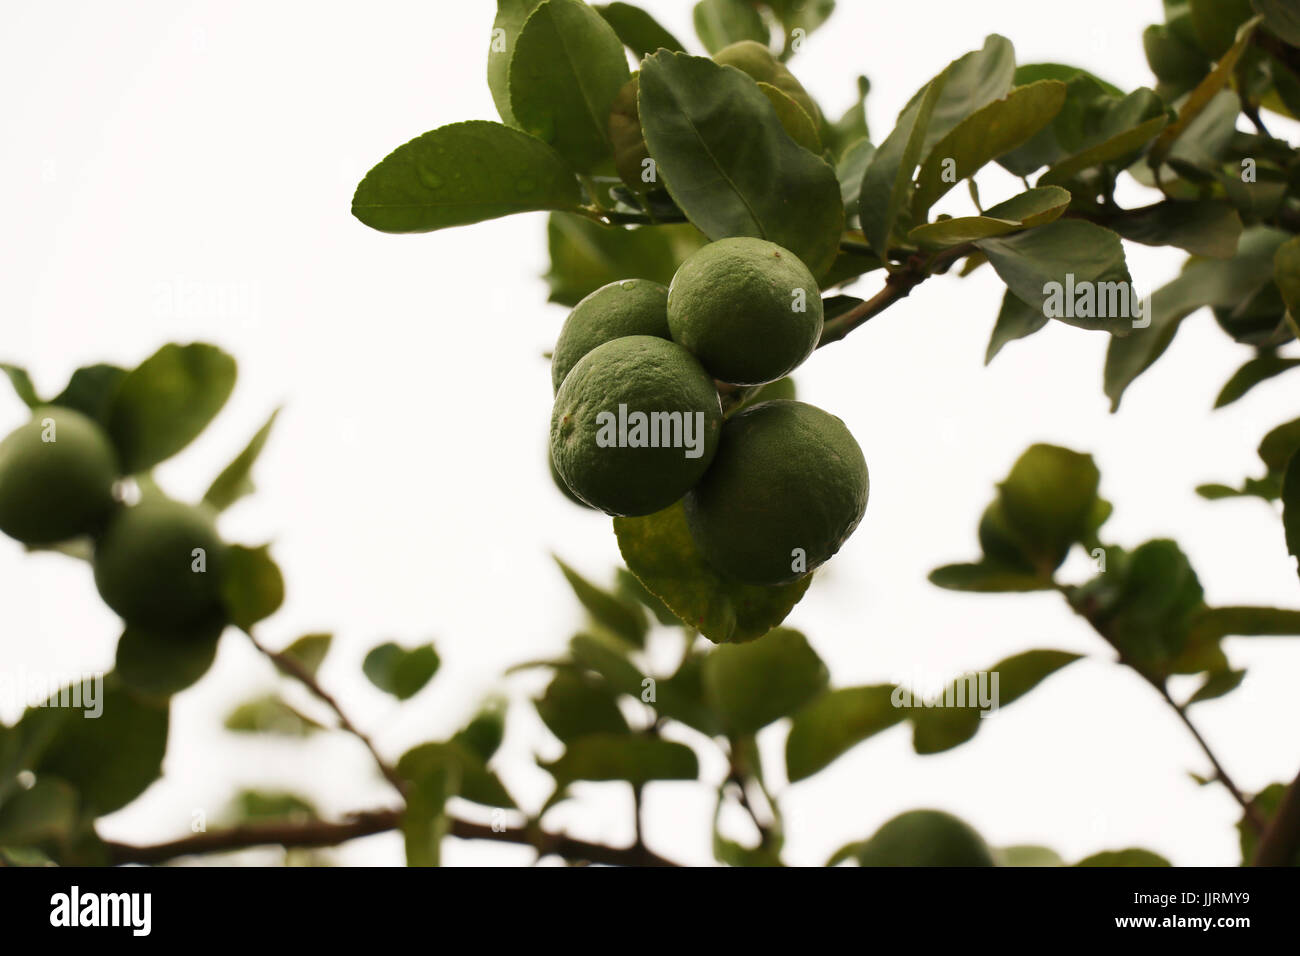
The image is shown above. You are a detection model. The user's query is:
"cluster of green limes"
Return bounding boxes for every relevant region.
[549,237,869,586]
[0,407,227,633]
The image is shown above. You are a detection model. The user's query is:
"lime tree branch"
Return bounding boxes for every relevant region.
[102,809,680,867]
[242,628,408,799]
[1252,766,1300,866]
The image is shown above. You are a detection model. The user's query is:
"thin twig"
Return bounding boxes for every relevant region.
[102,809,681,867]
[243,629,408,798]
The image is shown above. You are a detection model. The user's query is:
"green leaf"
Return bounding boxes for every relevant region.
[1238,782,1299,865]
[49,364,127,424]
[535,670,630,742]
[785,685,904,782]
[975,220,1134,335]
[1037,89,1167,188]
[1012,62,1122,97]
[692,0,768,53]
[614,502,812,644]
[1105,227,1288,409]
[595,3,686,57]
[909,186,1070,251]
[107,343,236,473]
[757,81,821,153]
[488,1,545,127]
[1260,416,1300,471]
[225,789,318,823]
[544,214,707,306]
[1275,235,1300,317]
[1185,668,1247,705]
[1144,20,1211,100]
[615,566,678,627]
[399,741,515,810]
[1111,201,1242,259]
[918,35,1017,159]
[363,642,440,701]
[835,138,875,214]
[203,408,279,512]
[996,844,1065,866]
[998,72,1121,176]
[927,562,1055,592]
[825,75,870,158]
[542,733,698,785]
[570,632,645,696]
[116,617,224,698]
[639,50,844,275]
[219,544,284,631]
[0,778,78,846]
[1190,0,1257,58]
[0,364,41,408]
[986,287,1050,364]
[452,699,507,762]
[24,676,170,815]
[1286,449,1300,582]
[912,80,1067,219]
[1214,353,1300,408]
[1253,0,1300,46]
[397,746,459,867]
[997,444,1101,573]
[224,695,323,736]
[702,627,828,734]
[279,633,332,678]
[1149,16,1259,168]
[1190,604,1300,641]
[352,122,582,233]
[554,556,648,647]
[509,0,631,173]
[1074,848,1171,867]
[859,70,949,262]
[653,653,724,735]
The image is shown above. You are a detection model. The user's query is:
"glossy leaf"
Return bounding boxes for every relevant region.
[554,556,648,647]
[352,122,583,233]
[363,642,440,701]
[757,82,821,152]
[107,343,236,473]
[1112,201,1242,260]
[1037,89,1167,187]
[912,80,1067,219]
[488,1,545,127]
[910,186,1070,251]
[614,501,812,644]
[595,3,686,57]
[509,0,631,173]
[976,220,1133,335]
[918,35,1017,159]
[702,627,828,734]
[785,685,904,782]
[639,50,843,275]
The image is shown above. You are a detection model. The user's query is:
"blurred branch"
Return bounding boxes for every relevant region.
[243,628,408,799]
[103,809,680,867]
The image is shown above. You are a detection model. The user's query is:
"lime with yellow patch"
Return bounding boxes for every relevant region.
[551,279,670,393]
[668,238,822,386]
[684,400,867,584]
[551,335,722,516]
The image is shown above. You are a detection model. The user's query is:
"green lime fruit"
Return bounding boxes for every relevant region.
[712,40,821,125]
[549,446,594,509]
[94,498,228,630]
[854,810,995,867]
[668,238,823,386]
[551,279,671,393]
[0,407,119,545]
[684,400,867,584]
[551,335,722,516]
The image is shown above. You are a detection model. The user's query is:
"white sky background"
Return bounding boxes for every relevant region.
[1,0,1298,866]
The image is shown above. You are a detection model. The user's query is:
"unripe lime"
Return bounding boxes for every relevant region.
[94,498,227,630]
[855,810,995,867]
[548,446,594,509]
[551,335,722,516]
[712,41,822,126]
[684,400,867,584]
[551,279,670,393]
[0,407,119,545]
[668,238,822,386]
